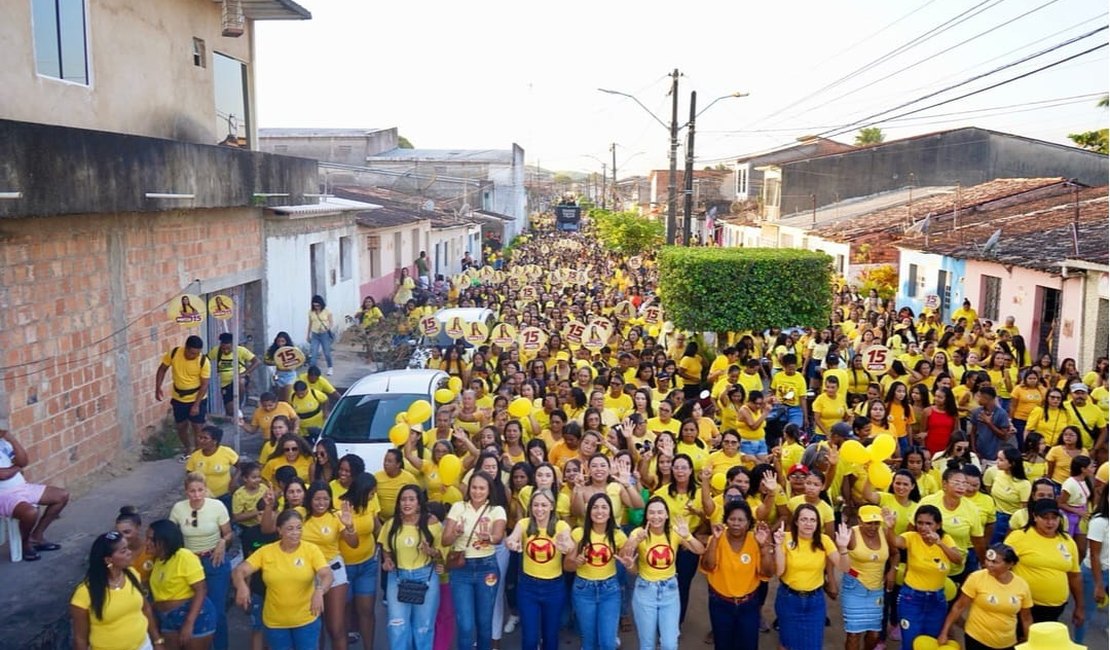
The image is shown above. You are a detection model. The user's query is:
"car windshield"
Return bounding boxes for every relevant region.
[321,392,426,443]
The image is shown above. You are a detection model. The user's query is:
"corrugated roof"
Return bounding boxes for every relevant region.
[355,207,427,229]
[259,127,383,138]
[735,137,856,165]
[369,148,514,164]
[241,0,311,20]
[897,186,1108,271]
[475,209,515,221]
[266,197,379,217]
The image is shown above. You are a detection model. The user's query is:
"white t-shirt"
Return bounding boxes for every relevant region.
[1085,514,1108,569]
[0,439,27,491]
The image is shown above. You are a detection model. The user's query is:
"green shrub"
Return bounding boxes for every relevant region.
[590,208,664,255]
[658,247,833,332]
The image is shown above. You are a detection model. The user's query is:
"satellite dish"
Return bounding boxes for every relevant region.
[978,228,1002,254]
[422,199,435,211]
[908,212,932,235]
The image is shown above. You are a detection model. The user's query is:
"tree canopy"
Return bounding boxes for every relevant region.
[658,247,833,332]
[854,127,885,146]
[589,208,664,256]
[1068,96,1109,154]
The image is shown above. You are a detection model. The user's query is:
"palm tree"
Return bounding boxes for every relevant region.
[854,127,885,146]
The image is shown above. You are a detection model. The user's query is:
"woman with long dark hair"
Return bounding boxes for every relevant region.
[305,295,334,376]
[70,530,159,650]
[264,331,298,403]
[148,519,218,649]
[565,492,632,650]
[989,447,1030,544]
[923,385,960,454]
[380,484,444,650]
[339,471,379,648]
[505,488,575,650]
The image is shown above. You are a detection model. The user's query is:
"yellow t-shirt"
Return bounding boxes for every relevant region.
[298,374,336,395]
[169,498,229,553]
[341,500,382,565]
[1045,446,1087,484]
[780,534,837,591]
[379,521,444,570]
[251,402,299,436]
[232,485,265,527]
[779,442,805,477]
[960,568,1033,649]
[1005,528,1080,606]
[917,493,983,575]
[374,469,420,520]
[886,402,914,439]
[735,404,766,442]
[185,446,239,498]
[701,531,763,598]
[571,527,628,580]
[988,471,1031,515]
[515,518,572,580]
[811,394,848,433]
[603,393,633,419]
[847,527,890,590]
[245,541,329,629]
[261,454,312,486]
[967,491,997,530]
[632,528,682,582]
[162,347,212,403]
[70,569,148,650]
[645,417,680,438]
[879,493,916,535]
[737,372,764,400]
[209,345,256,388]
[988,368,1018,399]
[149,548,205,602]
[1011,386,1046,421]
[770,372,807,407]
[788,496,835,531]
[302,511,344,559]
[652,486,704,532]
[1026,407,1069,445]
[901,531,956,591]
[678,356,704,385]
[1066,401,1107,449]
[707,450,743,476]
[289,389,329,430]
[675,441,710,473]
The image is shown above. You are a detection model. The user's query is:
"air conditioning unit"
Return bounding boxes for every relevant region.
[222,0,244,37]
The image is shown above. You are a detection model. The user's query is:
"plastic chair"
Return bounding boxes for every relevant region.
[0,515,22,562]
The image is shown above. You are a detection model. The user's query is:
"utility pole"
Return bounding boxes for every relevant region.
[682,90,697,246]
[601,163,607,210]
[611,142,617,209]
[666,68,680,245]
[811,194,817,226]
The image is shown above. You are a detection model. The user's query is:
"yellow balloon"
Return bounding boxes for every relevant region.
[438,454,463,486]
[435,388,456,404]
[447,376,463,393]
[711,473,727,492]
[395,412,409,425]
[840,440,870,465]
[912,637,939,650]
[406,399,433,425]
[389,423,410,446]
[869,434,897,462]
[943,578,957,602]
[508,397,532,419]
[868,461,894,490]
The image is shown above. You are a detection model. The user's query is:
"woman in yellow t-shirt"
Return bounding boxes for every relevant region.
[505,488,575,650]
[148,520,218,647]
[185,425,240,502]
[1004,499,1082,625]
[988,448,1032,544]
[1045,426,1088,484]
[883,504,963,649]
[233,509,333,647]
[338,472,382,649]
[356,296,382,329]
[840,506,892,649]
[772,503,850,650]
[1024,388,1069,445]
[564,492,632,650]
[379,484,445,650]
[811,377,849,438]
[115,506,155,585]
[938,543,1033,649]
[261,433,313,486]
[1010,371,1046,438]
[70,531,158,650]
[621,496,706,650]
[302,482,358,650]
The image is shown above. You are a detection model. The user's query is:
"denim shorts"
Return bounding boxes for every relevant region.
[740,438,768,457]
[155,597,217,637]
[346,553,380,597]
[250,593,264,630]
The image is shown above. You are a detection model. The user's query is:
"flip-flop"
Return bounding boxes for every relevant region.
[33,542,61,552]
[23,551,41,562]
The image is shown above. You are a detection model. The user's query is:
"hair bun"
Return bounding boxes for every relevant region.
[118,505,138,517]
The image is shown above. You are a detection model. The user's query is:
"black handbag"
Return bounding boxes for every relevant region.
[396,576,430,605]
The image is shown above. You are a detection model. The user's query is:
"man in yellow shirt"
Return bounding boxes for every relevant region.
[1066,383,1108,451]
[245,392,300,437]
[737,358,765,399]
[950,299,977,326]
[769,354,809,432]
[707,347,739,384]
[209,332,260,420]
[155,335,212,459]
[603,375,633,419]
[289,381,330,432]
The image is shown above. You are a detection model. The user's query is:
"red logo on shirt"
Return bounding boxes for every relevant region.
[526,538,557,564]
[584,543,612,567]
[645,544,674,570]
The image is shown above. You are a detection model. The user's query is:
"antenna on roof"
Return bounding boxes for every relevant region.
[976,228,1002,255]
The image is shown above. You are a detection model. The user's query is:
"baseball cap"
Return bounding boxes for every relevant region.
[859,505,883,523]
[1070,382,1089,394]
[555,351,570,362]
[830,422,857,439]
[655,371,671,381]
[1031,498,1061,517]
[787,463,810,477]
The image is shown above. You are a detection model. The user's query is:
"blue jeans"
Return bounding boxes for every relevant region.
[386,564,440,650]
[991,512,1013,545]
[707,588,760,650]
[518,573,565,650]
[200,554,231,650]
[784,405,804,429]
[740,439,768,458]
[308,331,333,369]
[897,586,946,649]
[263,618,321,650]
[573,575,621,650]
[347,554,380,597]
[632,576,680,650]
[450,555,499,650]
[775,586,826,650]
[1077,562,1109,642]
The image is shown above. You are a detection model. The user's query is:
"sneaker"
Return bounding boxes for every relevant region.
[177,453,189,463]
[327,367,334,376]
[888,624,902,641]
[504,614,519,634]
[347,632,360,645]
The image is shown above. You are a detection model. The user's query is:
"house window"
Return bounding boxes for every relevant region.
[32,0,89,84]
[764,178,781,208]
[980,275,1002,321]
[736,166,749,197]
[339,236,352,281]
[192,38,206,68]
[213,52,249,147]
[366,235,381,278]
[907,264,919,298]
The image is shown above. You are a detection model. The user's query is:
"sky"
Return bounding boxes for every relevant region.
[255,0,1108,177]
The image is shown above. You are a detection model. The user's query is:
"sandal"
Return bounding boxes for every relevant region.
[23,551,42,562]
[33,542,61,552]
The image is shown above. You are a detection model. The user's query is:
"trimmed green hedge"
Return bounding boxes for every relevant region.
[657,247,833,332]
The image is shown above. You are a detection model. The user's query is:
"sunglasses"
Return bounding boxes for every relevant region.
[284,446,300,452]
[190,509,199,527]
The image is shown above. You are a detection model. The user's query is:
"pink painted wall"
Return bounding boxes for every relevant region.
[962,260,1081,361]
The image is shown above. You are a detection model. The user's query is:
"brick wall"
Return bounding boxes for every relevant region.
[0,208,263,485]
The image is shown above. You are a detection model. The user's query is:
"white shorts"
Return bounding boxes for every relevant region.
[0,483,45,517]
[328,555,348,588]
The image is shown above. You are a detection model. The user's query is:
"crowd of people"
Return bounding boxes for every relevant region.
[58,223,1110,650]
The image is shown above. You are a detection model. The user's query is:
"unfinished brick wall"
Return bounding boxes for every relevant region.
[0,208,263,485]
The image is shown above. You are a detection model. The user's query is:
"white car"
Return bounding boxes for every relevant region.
[319,369,448,474]
[407,307,496,369]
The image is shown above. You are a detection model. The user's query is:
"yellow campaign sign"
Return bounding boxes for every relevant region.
[207,295,234,321]
[463,321,489,345]
[419,316,442,337]
[563,320,587,345]
[583,321,609,351]
[445,315,466,340]
[613,301,636,321]
[518,326,548,353]
[490,323,517,347]
[273,346,305,371]
[861,345,893,373]
[643,304,663,325]
[169,294,206,327]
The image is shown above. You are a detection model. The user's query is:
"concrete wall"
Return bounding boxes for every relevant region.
[0,208,263,485]
[962,261,1067,361]
[356,222,430,305]
[1,0,255,146]
[259,128,399,166]
[778,128,1107,216]
[264,215,363,347]
[896,249,968,321]
[429,225,481,278]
